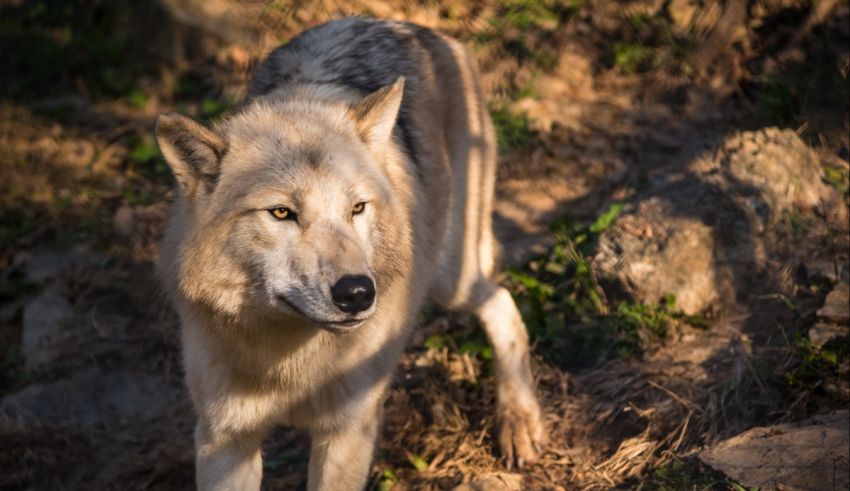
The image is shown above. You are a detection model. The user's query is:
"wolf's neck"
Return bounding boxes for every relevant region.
[250,82,363,109]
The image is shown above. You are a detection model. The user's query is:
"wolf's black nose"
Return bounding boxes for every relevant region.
[331,275,375,314]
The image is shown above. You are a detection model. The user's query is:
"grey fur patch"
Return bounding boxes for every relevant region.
[248,17,428,177]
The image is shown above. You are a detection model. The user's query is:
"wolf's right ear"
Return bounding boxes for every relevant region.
[155,113,226,198]
[352,77,405,146]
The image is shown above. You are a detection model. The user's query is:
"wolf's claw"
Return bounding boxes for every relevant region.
[498,403,546,469]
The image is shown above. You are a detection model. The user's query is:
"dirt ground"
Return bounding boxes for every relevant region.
[1,1,848,490]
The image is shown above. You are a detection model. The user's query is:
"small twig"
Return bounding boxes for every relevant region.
[671,410,693,452]
[779,389,811,423]
[776,320,792,347]
[646,380,704,415]
[740,350,768,394]
[474,425,488,446]
[427,449,446,471]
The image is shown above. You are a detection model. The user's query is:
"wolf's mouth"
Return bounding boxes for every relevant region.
[276,294,367,331]
[321,318,366,332]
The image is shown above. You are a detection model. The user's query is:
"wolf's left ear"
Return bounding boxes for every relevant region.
[155,113,226,198]
[352,77,405,146]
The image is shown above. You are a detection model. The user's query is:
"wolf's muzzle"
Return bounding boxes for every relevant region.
[331,275,375,314]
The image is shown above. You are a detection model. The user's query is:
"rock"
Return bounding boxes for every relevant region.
[112,203,168,240]
[21,284,73,371]
[0,368,181,427]
[594,198,718,315]
[811,281,850,347]
[719,129,829,220]
[809,322,849,348]
[667,0,699,29]
[805,259,840,283]
[668,0,722,33]
[699,411,849,491]
[113,206,136,238]
[17,248,105,283]
[453,473,522,491]
[593,129,833,313]
[0,297,25,324]
[817,281,850,324]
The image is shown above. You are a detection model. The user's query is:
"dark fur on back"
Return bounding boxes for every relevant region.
[249,17,451,176]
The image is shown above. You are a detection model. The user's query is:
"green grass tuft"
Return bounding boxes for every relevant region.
[608,11,695,75]
[490,104,534,150]
[507,203,709,369]
[823,164,849,195]
[645,459,757,491]
[785,334,849,390]
[613,42,654,74]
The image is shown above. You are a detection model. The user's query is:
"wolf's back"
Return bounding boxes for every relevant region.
[249,17,435,97]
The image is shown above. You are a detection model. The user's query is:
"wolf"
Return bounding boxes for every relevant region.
[155,17,545,491]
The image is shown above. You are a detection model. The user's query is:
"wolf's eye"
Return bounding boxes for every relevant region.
[352,202,367,216]
[269,207,296,221]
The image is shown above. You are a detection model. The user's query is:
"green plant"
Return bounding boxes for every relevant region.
[0,1,151,99]
[378,469,396,491]
[472,0,578,70]
[507,203,708,369]
[785,334,849,390]
[424,334,447,351]
[406,453,428,472]
[614,42,654,73]
[121,186,153,206]
[515,75,542,100]
[423,321,494,376]
[747,52,849,129]
[645,459,756,490]
[489,104,533,150]
[646,460,719,490]
[458,338,493,361]
[126,135,170,183]
[750,76,800,126]
[823,164,849,195]
[490,0,575,33]
[128,137,160,165]
[201,96,235,120]
[125,88,148,109]
[608,11,695,75]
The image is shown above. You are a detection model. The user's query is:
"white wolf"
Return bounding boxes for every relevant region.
[156,17,544,491]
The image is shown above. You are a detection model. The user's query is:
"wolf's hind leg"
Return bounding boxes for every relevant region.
[469,279,546,468]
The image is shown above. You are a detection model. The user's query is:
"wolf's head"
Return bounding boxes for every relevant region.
[156,79,410,332]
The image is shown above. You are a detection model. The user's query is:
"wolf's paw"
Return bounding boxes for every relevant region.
[497,401,546,469]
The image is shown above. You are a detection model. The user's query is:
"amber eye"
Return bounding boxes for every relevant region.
[352,202,367,216]
[269,207,296,221]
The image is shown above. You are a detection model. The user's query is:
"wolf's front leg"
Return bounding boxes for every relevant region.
[195,422,264,491]
[472,282,546,468]
[307,398,382,491]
